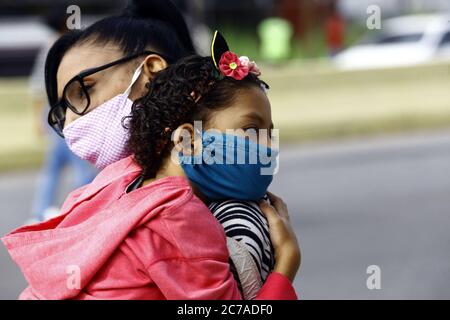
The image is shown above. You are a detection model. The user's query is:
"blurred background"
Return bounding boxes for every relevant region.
[0,0,449,299]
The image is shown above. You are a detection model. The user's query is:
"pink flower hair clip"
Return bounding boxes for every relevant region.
[218,51,261,81]
[211,31,262,81]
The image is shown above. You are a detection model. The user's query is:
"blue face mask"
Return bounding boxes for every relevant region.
[179,131,279,202]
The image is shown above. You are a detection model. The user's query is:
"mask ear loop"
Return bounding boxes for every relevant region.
[194,127,203,136]
[124,61,145,97]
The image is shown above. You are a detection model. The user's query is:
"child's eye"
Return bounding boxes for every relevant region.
[242,126,260,143]
[243,126,259,133]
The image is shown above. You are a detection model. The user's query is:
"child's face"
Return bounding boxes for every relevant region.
[205,86,274,146]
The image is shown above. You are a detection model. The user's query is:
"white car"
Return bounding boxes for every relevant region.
[334,14,450,70]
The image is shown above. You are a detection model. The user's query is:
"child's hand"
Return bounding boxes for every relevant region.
[259,192,301,283]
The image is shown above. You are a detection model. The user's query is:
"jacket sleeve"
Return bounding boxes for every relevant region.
[144,196,298,300]
[147,257,243,300]
[148,258,298,300]
[255,272,298,300]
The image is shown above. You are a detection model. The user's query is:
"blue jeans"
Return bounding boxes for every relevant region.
[31,129,97,220]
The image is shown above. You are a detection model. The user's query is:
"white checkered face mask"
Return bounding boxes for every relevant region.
[63,63,144,170]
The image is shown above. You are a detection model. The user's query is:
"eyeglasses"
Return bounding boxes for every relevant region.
[48,50,171,137]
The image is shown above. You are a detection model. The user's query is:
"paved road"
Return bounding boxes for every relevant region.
[1,130,450,299]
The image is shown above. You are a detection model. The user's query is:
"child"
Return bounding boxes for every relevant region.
[2,33,296,300]
[125,32,277,299]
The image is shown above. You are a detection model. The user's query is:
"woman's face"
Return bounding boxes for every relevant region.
[57,42,165,128]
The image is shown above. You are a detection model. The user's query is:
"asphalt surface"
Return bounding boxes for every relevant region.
[1,130,450,299]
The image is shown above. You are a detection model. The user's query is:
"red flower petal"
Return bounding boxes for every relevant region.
[219,51,249,80]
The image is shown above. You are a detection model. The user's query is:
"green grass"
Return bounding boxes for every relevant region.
[0,61,449,172]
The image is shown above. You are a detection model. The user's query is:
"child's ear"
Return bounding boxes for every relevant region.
[172,124,202,156]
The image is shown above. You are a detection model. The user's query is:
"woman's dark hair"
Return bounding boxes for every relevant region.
[126,55,269,179]
[45,0,196,107]
[45,30,83,107]
[44,3,71,33]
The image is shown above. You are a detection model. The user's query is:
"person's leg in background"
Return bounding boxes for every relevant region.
[29,131,97,223]
[69,150,97,188]
[29,131,69,222]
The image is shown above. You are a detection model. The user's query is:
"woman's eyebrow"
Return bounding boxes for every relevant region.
[83,76,96,83]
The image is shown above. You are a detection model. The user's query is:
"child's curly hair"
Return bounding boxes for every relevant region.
[125,55,268,179]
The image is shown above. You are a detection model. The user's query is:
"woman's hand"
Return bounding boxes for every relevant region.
[259,192,301,283]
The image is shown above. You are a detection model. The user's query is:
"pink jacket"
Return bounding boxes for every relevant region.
[2,156,297,300]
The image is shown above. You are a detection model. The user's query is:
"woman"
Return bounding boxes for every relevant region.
[3,52,300,299]
[40,0,300,298]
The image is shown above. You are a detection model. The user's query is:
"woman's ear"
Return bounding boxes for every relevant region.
[130,54,168,101]
[172,124,202,157]
[142,54,168,80]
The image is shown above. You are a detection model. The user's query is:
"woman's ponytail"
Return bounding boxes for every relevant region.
[124,0,195,53]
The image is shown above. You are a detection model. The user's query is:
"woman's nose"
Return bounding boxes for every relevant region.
[64,110,80,129]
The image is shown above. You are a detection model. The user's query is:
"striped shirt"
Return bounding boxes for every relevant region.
[209,200,275,298]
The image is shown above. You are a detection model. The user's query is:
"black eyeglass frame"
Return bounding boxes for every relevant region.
[48,50,172,137]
